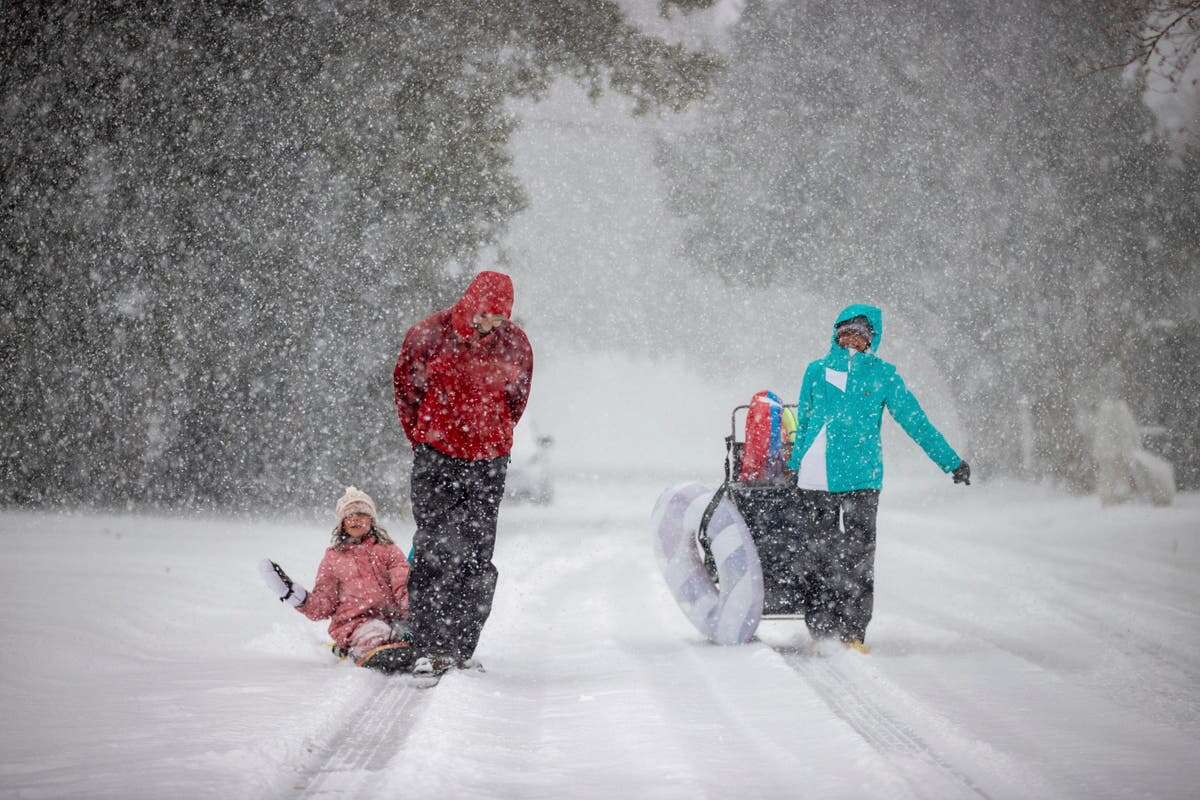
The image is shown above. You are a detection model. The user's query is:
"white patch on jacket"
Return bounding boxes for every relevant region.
[796,423,829,490]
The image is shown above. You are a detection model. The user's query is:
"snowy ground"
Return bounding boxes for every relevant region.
[2,472,1198,799]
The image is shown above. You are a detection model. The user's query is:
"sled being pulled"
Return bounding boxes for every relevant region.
[651,394,810,645]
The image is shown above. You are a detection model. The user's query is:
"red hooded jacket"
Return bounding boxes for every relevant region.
[393,271,533,460]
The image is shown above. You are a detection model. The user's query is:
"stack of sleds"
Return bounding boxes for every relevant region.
[651,391,813,644]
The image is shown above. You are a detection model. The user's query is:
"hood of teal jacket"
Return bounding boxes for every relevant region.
[825,304,883,371]
[830,304,888,355]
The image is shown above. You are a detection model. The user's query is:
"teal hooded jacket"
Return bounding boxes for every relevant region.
[785,304,961,493]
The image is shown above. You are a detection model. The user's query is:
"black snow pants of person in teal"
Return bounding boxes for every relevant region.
[787,488,881,643]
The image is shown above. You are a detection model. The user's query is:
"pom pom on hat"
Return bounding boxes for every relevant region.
[336,486,377,521]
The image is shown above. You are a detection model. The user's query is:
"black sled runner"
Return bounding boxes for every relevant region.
[354,643,446,687]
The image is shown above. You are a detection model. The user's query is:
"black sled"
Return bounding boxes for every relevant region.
[697,403,810,618]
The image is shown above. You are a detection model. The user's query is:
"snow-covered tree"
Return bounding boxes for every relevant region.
[657,0,1198,486]
[0,1,721,509]
[1102,0,1200,154]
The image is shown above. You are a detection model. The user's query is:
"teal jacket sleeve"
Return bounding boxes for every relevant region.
[884,369,961,472]
[787,364,818,471]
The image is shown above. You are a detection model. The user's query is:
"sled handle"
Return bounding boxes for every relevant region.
[730,405,751,442]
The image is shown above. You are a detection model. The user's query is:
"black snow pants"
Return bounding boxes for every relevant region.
[407,444,509,662]
[787,488,880,643]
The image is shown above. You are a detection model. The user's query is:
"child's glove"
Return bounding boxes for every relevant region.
[258,559,308,608]
[389,619,414,644]
[952,461,971,486]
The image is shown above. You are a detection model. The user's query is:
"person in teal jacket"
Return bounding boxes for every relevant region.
[785,304,970,651]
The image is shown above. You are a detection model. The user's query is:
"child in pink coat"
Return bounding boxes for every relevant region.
[261,487,411,667]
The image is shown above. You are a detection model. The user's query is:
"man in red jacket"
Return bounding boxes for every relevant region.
[393,271,533,669]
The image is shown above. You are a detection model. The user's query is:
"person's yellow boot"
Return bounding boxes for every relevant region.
[846,639,871,654]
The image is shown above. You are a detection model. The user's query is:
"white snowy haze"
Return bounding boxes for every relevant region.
[500,80,966,478]
[2,1,1200,799]
[501,0,1199,489]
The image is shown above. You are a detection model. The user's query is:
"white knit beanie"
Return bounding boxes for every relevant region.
[335,486,377,522]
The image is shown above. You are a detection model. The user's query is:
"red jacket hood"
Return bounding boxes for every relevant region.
[450,271,514,337]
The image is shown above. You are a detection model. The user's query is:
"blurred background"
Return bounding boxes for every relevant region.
[2,0,1197,512]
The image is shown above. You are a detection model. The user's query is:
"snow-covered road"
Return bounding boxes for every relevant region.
[2,476,1198,799]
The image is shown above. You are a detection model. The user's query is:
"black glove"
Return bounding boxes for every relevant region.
[952,460,971,486]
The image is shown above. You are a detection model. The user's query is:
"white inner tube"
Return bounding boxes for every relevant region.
[651,482,764,645]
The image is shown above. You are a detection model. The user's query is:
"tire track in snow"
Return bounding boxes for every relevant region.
[1047,590,1200,684]
[279,509,609,798]
[891,597,1200,750]
[891,534,1200,726]
[290,677,432,798]
[778,648,995,800]
[515,529,717,797]
[893,524,1200,684]
[493,515,851,797]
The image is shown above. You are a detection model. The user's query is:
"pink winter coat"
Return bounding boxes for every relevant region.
[298,534,410,648]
